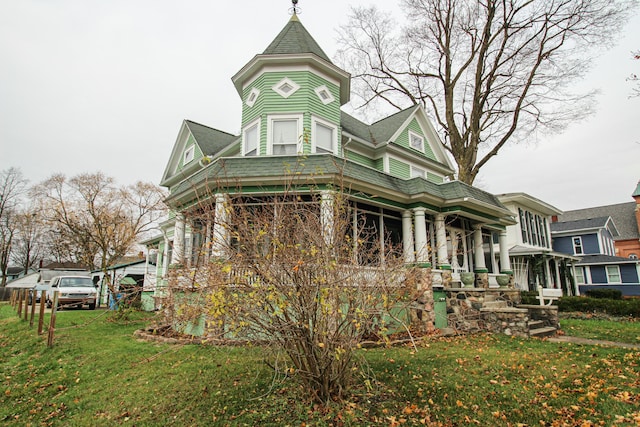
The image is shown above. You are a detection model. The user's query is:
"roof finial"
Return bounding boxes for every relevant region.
[290,0,301,15]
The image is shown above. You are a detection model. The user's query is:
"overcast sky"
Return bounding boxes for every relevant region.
[1,0,638,212]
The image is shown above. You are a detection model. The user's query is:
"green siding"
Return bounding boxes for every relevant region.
[388,157,410,179]
[240,70,342,157]
[374,158,384,172]
[345,150,375,168]
[394,118,436,161]
[177,134,204,171]
[427,173,444,184]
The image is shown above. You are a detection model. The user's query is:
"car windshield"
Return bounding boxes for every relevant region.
[58,278,94,288]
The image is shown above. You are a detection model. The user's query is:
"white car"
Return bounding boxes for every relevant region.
[47,275,97,310]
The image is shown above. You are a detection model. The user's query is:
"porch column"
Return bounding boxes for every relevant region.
[413,208,429,264]
[473,225,487,272]
[320,191,334,246]
[544,258,552,288]
[554,259,562,289]
[498,230,512,273]
[162,235,170,276]
[171,214,185,265]
[402,210,415,263]
[211,193,230,257]
[434,214,450,269]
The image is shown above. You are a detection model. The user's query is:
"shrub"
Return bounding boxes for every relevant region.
[520,291,539,305]
[558,296,640,317]
[584,288,622,300]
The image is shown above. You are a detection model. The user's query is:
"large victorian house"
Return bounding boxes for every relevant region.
[142,12,563,336]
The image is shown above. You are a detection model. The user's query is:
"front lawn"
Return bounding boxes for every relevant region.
[1,303,639,426]
[560,315,640,344]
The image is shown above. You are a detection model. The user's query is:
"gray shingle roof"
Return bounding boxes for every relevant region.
[633,181,640,197]
[167,155,508,219]
[550,217,610,233]
[370,106,418,143]
[576,254,640,265]
[185,120,238,157]
[263,14,331,63]
[556,202,638,240]
[340,112,373,142]
[340,106,419,145]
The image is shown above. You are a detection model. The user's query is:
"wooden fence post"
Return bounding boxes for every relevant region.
[29,290,37,327]
[17,289,23,317]
[47,291,59,348]
[9,289,15,307]
[23,290,30,321]
[37,296,46,335]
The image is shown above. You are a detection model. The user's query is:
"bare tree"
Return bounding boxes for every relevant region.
[10,205,46,274]
[0,168,28,286]
[164,174,421,403]
[33,173,167,296]
[338,0,636,184]
[630,50,640,97]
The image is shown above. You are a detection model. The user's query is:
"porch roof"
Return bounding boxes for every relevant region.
[508,245,581,262]
[165,154,515,225]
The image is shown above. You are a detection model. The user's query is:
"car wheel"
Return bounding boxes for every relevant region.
[88,303,96,310]
[46,300,52,309]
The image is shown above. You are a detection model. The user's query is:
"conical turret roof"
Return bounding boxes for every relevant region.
[262,14,331,63]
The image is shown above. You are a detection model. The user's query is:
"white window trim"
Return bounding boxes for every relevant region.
[574,266,585,284]
[272,77,300,99]
[183,145,195,165]
[572,236,583,255]
[311,116,338,155]
[245,87,260,107]
[267,114,304,155]
[408,130,425,153]
[314,85,335,105]
[606,265,622,284]
[242,118,261,156]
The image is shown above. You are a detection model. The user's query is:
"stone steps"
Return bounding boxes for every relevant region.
[529,326,557,338]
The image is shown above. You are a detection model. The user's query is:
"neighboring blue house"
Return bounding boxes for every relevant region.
[551,216,640,296]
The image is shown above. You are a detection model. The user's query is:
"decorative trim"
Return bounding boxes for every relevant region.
[272,77,300,99]
[474,268,489,273]
[245,87,260,107]
[183,145,195,165]
[314,85,335,105]
[439,264,452,270]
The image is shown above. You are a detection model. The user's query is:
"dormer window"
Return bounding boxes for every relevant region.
[246,88,260,107]
[314,85,335,105]
[272,77,300,99]
[409,131,425,152]
[184,146,195,165]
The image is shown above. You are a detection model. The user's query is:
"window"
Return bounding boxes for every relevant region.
[519,208,528,244]
[409,131,425,152]
[410,165,427,179]
[183,146,195,165]
[572,237,583,255]
[313,119,335,154]
[574,267,585,284]
[272,77,300,98]
[245,87,260,107]
[606,265,621,283]
[243,120,259,156]
[314,85,335,105]
[268,115,302,155]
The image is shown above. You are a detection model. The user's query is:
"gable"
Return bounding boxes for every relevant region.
[393,117,436,161]
[160,120,238,188]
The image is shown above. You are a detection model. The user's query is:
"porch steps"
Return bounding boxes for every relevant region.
[528,319,557,338]
[482,300,508,310]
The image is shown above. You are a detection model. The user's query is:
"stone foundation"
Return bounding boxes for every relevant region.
[444,288,525,335]
[410,267,436,333]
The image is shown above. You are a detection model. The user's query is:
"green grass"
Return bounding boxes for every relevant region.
[560,316,640,344]
[1,303,639,426]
